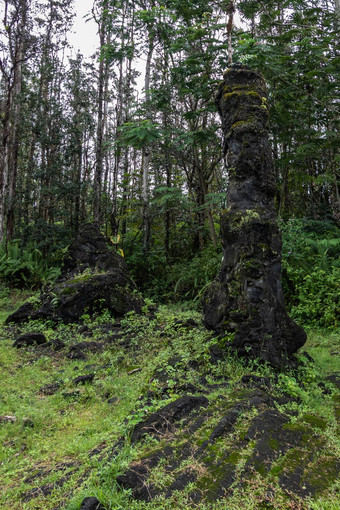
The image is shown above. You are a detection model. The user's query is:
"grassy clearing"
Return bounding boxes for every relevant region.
[0,289,339,509]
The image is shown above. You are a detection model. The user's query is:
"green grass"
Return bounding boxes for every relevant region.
[303,328,340,376]
[0,290,339,509]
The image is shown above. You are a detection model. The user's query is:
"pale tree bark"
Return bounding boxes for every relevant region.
[92,0,110,225]
[142,33,154,253]
[93,25,105,224]
[335,0,340,44]
[110,1,136,238]
[336,0,340,21]
[226,1,235,65]
[0,0,30,241]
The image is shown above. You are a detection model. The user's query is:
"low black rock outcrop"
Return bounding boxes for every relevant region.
[13,332,47,348]
[80,497,105,510]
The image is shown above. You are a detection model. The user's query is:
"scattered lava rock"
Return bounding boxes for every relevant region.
[13,332,47,348]
[23,478,68,501]
[131,395,209,443]
[67,341,103,360]
[165,470,198,497]
[209,343,224,364]
[73,374,95,385]
[39,382,61,395]
[46,338,65,351]
[62,390,81,399]
[80,497,105,510]
[173,318,199,329]
[116,462,156,502]
[241,374,271,389]
[325,372,340,389]
[116,449,172,502]
[208,408,241,442]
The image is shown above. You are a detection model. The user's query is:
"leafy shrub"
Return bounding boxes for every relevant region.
[0,240,61,288]
[21,219,72,260]
[125,237,221,306]
[165,244,221,303]
[281,218,339,328]
[290,268,339,328]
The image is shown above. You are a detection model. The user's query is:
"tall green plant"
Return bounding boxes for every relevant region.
[0,240,61,288]
[281,218,339,328]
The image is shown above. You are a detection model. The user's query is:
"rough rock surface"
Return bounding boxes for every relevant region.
[13,332,47,348]
[203,66,306,367]
[6,223,144,324]
[67,341,103,360]
[131,395,209,443]
[62,222,127,275]
[72,374,95,385]
[115,382,339,505]
[79,497,105,510]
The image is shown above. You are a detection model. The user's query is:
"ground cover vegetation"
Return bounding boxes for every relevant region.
[0,297,339,509]
[0,0,339,508]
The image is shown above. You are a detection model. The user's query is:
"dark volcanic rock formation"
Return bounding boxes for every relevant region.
[203,66,306,367]
[115,382,338,504]
[13,332,47,348]
[80,497,105,510]
[6,223,144,324]
[62,222,126,274]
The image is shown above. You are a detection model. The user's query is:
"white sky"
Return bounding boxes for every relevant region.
[69,0,98,58]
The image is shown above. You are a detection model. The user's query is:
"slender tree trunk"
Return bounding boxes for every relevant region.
[226,1,235,65]
[336,0,340,34]
[0,0,29,241]
[142,34,154,253]
[93,2,110,225]
[6,58,23,240]
[0,90,11,241]
[93,30,105,224]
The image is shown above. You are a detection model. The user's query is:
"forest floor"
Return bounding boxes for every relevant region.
[0,286,339,510]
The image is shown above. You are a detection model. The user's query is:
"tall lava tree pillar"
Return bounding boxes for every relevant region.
[203,66,306,368]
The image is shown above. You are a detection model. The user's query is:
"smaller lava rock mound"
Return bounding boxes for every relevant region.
[131,395,209,443]
[6,223,144,325]
[80,497,105,510]
[62,223,126,274]
[13,332,47,348]
[73,374,95,385]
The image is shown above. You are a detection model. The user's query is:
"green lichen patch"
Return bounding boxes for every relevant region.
[223,89,263,102]
[301,413,327,431]
[302,457,340,495]
[226,209,261,232]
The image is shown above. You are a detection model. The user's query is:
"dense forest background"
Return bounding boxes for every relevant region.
[0,0,339,327]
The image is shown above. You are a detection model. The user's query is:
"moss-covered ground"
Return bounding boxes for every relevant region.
[0,287,339,509]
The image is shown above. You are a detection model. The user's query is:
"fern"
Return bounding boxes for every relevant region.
[0,240,61,288]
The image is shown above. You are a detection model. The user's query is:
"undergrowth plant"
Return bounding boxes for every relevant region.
[0,240,61,288]
[0,294,339,510]
[281,218,339,328]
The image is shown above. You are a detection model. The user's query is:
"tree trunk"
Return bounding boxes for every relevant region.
[93,11,108,225]
[0,0,29,241]
[142,34,154,254]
